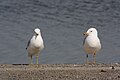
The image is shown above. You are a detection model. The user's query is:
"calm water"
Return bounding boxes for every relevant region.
[0,0,120,64]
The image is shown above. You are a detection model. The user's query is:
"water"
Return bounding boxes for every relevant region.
[0,0,120,64]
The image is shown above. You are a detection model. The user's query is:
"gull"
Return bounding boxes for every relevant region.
[83,28,101,64]
[26,28,44,64]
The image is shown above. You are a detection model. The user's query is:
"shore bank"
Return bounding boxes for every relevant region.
[0,64,120,80]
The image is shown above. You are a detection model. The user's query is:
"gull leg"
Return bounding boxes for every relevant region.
[86,54,89,64]
[36,54,39,64]
[30,56,33,64]
[93,53,96,64]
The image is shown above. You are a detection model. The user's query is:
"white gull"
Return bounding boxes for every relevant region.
[83,28,101,64]
[26,28,44,64]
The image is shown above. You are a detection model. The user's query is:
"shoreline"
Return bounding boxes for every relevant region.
[0,64,120,80]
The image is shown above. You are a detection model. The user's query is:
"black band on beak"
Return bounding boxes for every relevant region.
[83,33,86,35]
[83,32,89,36]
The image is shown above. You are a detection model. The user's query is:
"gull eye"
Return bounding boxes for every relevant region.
[90,31,92,32]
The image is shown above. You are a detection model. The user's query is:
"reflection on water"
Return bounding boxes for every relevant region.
[0,0,120,64]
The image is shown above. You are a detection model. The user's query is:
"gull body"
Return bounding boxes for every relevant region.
[83,28,101,64]
[26,28,44,64]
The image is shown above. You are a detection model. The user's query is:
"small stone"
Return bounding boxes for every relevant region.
[100,69,106,72]
[111,66,115,69]
[118,76,120,78]
[109,66,115,69]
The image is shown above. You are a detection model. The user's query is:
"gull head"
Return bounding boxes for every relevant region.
[84,28,98,37]
[34,28,40,36]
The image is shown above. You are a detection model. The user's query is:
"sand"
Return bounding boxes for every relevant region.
[0,64,120,80]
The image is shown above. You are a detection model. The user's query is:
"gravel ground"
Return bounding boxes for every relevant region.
[0,64,120,80]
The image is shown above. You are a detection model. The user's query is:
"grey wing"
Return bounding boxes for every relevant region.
[26,40,30,50]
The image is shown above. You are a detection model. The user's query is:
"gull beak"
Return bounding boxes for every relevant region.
[35,32,38,36]
[83,32,89,36]
[36,34,38,36]
[35,33,38,39]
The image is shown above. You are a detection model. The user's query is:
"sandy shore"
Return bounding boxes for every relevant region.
[0,64,120,80]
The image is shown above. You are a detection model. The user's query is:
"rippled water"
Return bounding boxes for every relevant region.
[0,0,120,64]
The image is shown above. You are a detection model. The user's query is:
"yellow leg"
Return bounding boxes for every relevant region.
[93,53,96,64]
[36,55,39,64]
